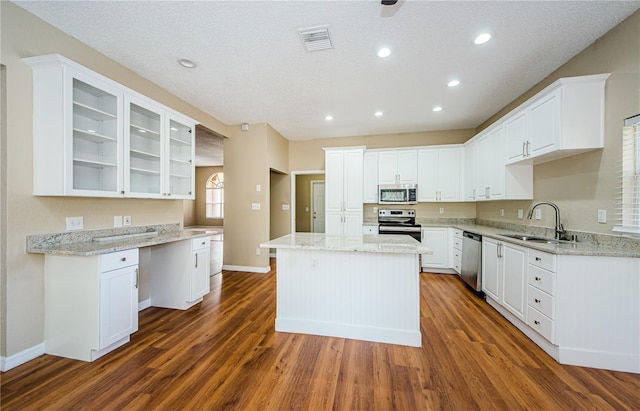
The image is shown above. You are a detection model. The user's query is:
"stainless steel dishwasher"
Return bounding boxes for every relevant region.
[460,231,482,291]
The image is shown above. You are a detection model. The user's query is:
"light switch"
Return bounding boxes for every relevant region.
[517,209,524,219]
[256,184,261,192]
[252,203,261,210]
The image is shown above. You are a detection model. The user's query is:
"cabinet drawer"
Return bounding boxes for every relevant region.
[100,249,139,272]
[362,225,378,235]
[527,306,555,343]
[452,237,463,251]
[528,265,555,295]
[527,286,554,319]
[528,249,556,272]
[192,236,211,251]
[452,229,463,239]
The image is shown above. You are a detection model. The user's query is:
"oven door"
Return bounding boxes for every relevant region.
[378,225,422,242]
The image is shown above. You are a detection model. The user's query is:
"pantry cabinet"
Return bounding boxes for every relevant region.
[25,54,195,199]
[45,249,139,362]
[324,147,364,236]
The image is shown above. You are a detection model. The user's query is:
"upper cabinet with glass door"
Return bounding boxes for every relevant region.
[25,54,197,199]
[25,55,125,197]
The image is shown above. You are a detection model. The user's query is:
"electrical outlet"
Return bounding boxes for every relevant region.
[518,209,524,219]
[123,216,131,226]
[282,204,290,211]
[114,216,123,227]
[66,216,83,231]
[500,209,505,217]
[535,209,542,220]
[439,207,444,214]
[252,203,261,210]
[256,184,261,192]
[597,209,607,223]
[255,248,261,255]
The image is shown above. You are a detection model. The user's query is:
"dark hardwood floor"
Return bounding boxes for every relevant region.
[2,259,639,410]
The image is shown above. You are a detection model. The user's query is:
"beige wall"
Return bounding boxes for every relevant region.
[270,171,291,240]
[295,174,324,232]
[0,2,229,358]
[476,10,640,234]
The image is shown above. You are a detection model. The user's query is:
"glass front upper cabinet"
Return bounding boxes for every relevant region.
[167,117,194,198]
[126,98,163,197]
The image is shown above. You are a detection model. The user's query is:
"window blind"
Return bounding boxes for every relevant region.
[615,114,640,234]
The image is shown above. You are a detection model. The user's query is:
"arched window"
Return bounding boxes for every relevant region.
[206,173,224,219]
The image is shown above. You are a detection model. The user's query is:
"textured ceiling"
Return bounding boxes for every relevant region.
[14,0,640,142]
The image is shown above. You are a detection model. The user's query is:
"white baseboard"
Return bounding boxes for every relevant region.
[1,342,45,372]
[138,299,151,311]
[222,264,271,274]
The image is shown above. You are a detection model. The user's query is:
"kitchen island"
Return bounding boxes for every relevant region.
[261,233,431,347]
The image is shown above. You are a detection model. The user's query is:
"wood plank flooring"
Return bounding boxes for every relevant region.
[2,260,639,410]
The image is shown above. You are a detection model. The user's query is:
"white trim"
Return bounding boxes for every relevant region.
[310,180,325,233]
[222,264,270,274]
[290,170,325,233]
[613,226,640,235]
[138,298,151,311]
[1,343,45,371]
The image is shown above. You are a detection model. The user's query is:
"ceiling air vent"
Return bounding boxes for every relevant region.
[298,27,332,52]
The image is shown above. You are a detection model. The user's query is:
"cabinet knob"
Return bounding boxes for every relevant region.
[120,257,126,262]
[535,257,542,261]
[534,298,541,303]
[534,320,540,325]
[535,276,541,281]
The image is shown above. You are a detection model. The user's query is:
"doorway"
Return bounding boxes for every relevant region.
[311,181,325,233]
[291,171,324,233]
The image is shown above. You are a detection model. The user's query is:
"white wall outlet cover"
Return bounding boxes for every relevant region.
[252,203,261,210]
[439,208,444,214]
[305,207,309,212]
[256,184,261,192]
[535,209,542,220]
[255,248,261,255]
[500,209,505,217]
[114,216,123,227]
[517,209,524,219]
[597,209,607,223]
[282,204,290,211]
[65,216,83,231]
[123,216,132,226]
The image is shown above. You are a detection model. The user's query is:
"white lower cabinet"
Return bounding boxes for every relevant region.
[421,227,449,270]
[150,237,211,310]
[482,238,527,321]
[45,249,139,361]
[451,229,463,274]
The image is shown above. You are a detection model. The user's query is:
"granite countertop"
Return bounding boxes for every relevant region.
[421,222,640,258]
[27,224,216,257]
[261,233,432,255]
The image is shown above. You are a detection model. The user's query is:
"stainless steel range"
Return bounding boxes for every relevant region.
[377,209,422,242]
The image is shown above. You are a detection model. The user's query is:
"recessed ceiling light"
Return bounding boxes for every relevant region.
[377,47,391,58]
[177,58,197,68]
[433,106,443,112]
[374,111,383,117]
[325,115,334,121]
[448,80,461,87]
[474,33,492,45]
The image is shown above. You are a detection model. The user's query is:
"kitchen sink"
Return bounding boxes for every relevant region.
[498,233,560,244]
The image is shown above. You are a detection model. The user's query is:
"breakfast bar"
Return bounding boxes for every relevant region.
[261,233,431,347]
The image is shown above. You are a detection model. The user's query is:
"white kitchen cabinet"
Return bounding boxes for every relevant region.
[482,238,527,322]
[450,229,463,274]
[150,236,211,310]
[378,149,418,185]
[45,249,139,361]
[417,146,462,202]
[362,225,378,235]
[504,74,609,165]
[463,141,478,201]
[25,54,195,199]
[325,147,364,235]
[421,227,449,270]
[526,249,557,343]
[363,151,379,203]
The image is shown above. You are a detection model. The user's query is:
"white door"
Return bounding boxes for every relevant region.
[311,181,325,233]
[100,265,138,349]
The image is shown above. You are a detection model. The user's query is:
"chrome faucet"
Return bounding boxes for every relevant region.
[527,201,565,240]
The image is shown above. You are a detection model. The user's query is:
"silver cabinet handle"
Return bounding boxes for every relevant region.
[535,276,542,281]
[121,257,127,262]
[527,141,531,157]
[534,320,540,325]
[534,298,541,303]
[522,141,526,157]
[135,268,139,289]
[195,252,198,268]
[535,257,542,261]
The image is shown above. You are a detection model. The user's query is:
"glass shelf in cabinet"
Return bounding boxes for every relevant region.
[73,102,117,121]
[73,158,117,168]
[130,149,160,160]
[73,128,117,143]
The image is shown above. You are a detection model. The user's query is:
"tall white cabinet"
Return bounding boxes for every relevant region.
[25,54,196,199]
[324,147,364,235]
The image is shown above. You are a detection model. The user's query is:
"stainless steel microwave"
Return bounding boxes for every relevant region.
[378,184,417,205]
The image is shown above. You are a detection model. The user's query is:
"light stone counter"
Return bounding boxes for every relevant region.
[261,233,432,255]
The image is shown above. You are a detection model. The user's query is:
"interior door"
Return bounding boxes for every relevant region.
[311,181,325,233]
